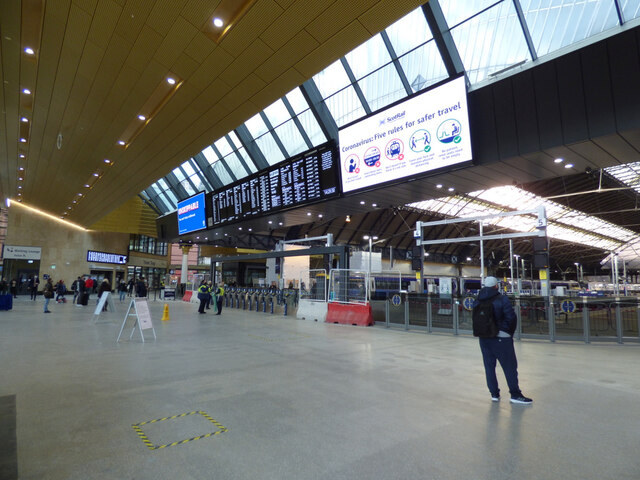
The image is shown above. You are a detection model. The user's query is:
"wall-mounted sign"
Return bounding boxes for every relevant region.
[177,191,207,235]
[86,250,128,265]
[128,256,168,268]
[3,245,42,260]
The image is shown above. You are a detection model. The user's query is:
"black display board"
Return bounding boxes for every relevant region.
[210,141,340,226]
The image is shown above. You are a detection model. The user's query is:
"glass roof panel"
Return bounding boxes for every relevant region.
[263,99,291,128]
[227,131,243,149]
[286,87,309,115]
[521,0,620,58]
[449,0,531,85]
[344,34,391,79]
[313,59,351,98]
[181,161,196,177]
[274,119,308,156]
[358,63,406,112]
[223,153,249,181]
[385,8,433,56]
[214,137,233,157]
[237,147,258,173]
[439,0,502,29]
[622,0,640,21]
[212,162,233,185]
[244,113,269,138]
[324,86,367,128]
[409,185,638,251]
[398,40,449,93]
[297,110,327,147]
[605,162,640,191]
[255,133,285,165]
[172,167,186,182]
[180,179,196,196]
[202,146,219,165]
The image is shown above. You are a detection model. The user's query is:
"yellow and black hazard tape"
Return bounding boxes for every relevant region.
[132,410,228,451]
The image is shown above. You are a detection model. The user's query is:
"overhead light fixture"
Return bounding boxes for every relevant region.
[318,214,323,218]
[360,201,365,205]
[92,172,100,177]
[18,166,24,171]
[84,184,90,188]
[137,115,146,121]
[24,47,35,55]
[5,198,10,207]
[19,154,25,158]
[17,185,22,189]
[307,212,311,216]
[118,140,126,146]
[166,77,176,85]
[77,193,83,197]
[18,177,23,181]
[268,221,272,224]
[565,163,574,169]
[20,138,27,143]
[103,159,112,164]
[372,203,377,207]
[436,184,443,189]
[554,158,564,163]
[22,88,31,95]
[278,222,283,226]
[247,229,252,232]
[213,17,224,27]
[448,187,455,192]
[346,215,351,222]
[466,257,472,261]
[238,227,242,230]
[21,117,28,123]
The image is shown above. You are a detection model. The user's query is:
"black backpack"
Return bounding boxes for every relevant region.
[472,298,499,338]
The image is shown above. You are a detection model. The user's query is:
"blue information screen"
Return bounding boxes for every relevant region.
[177,192,206,235]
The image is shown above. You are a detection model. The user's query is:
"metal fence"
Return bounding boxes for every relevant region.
[299,269,328,302]
[381,294,640,344]
[328,269,368,304]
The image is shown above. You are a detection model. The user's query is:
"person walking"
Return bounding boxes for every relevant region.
[42,278,54,313]
[197,281,209,314]
[473,276,532,405]
[117,280,127,302]
[10,278,18,298]
[30,276,40,300]
[214,282,225,315]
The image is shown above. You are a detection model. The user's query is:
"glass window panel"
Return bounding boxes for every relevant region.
[358,63,406,112]
[324,86,367,128]
[297,110,326,147]
[274,119,308,156]
[385,8,433,57]
[223,153,250,180]
[263,99,292,128]
[450,1,531,85]
[344,34,391,79]
[398,40,449,93]
[227,131,243,149]
[189,174,208,192]
[182,161,196,176]
[180,179,196,196]
[157,178,171,191]
[313,59,351,98]
[214,137,233,157]
[244,113,269,138]
[162,187,179,206]
[150,183,164,197]
[212,162,233,185]
[172,167,186,182]
[622,0,640,22]
[237,147,258,173]
[439,0,502,29]
[202,146,218,165]
[286,87,309,115]
[521,0,620,58]
[255,133,285,165]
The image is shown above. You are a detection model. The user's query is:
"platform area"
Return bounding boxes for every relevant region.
[1,295,639,480]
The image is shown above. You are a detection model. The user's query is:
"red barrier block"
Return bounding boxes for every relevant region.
[182,290,193,302]
[326,302,374,326]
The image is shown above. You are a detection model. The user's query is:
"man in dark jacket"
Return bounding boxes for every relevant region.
[474,276,532,405]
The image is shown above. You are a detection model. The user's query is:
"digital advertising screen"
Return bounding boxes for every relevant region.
[177,191,207,235]
[338,76,472,193]
[210,142,340,227]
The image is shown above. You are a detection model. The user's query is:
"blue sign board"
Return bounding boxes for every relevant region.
[391,294,401,306]
[560,300,576,313]
[463,296,475,311]
[177,192,206,235]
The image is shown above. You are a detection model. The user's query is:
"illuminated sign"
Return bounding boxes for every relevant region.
[339,76,472,193]
[177,192,207,235]
[86,250,128,265]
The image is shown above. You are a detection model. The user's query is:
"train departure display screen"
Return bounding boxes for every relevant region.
[177,191,207,235]
[338,76,472,193]
[211,142,340,226]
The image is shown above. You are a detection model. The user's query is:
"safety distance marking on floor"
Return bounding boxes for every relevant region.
[131,410,227,450]
[247,332,312,342]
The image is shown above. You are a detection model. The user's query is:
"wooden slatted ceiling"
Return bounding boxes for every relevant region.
[0,0,429,227]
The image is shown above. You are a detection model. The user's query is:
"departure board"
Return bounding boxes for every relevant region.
[210,142,340,226]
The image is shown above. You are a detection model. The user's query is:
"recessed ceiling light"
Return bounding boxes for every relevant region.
[17,185,22,189]
[448,187,455,192]
[307,212,311,216]
[436,184,443,188]
[278,222,283,226]
[84,184,90,188]
[137,115,146,121]
[93,173,99,177]
[196,236,200,239]
[224,233,228,236]
[118,140,126,146]
[554,158,564,163]
[372,203,377,207]
[20,117,28,123]
[564,163,574,169]
[24,47,35,55]
[77,193,83,197]
[17,192,21,196]
[238,227,242,230]
[247,229,252,232]
[72,200,77,204]
[18,166,24,171]
[103,159,111,164]
[360,201,365,205]
[268,221,272,224]
[67,206,71,210]
[18,177,23,181]
[318,214,323,218]
[213,17,224,27]
[22,88,31,95]
[20,138,26,143]
[166,77,176,85]
[466,257,472,261]
[19,154,25,158]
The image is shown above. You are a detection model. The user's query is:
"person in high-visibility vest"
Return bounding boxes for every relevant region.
[197,281,209,314]
[214,283,225,315]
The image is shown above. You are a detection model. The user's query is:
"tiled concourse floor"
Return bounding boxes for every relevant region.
[1,295,639,480]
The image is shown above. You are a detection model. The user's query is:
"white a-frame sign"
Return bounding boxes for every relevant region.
[117,298,157,343]
[92,291,117,322]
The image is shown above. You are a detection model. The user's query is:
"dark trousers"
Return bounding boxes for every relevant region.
[216,297,222,315]
[198,298,206,313]
[479,337,522,398]
[205,294,211,309]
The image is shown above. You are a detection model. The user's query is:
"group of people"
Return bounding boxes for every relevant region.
[197,281,224,315]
